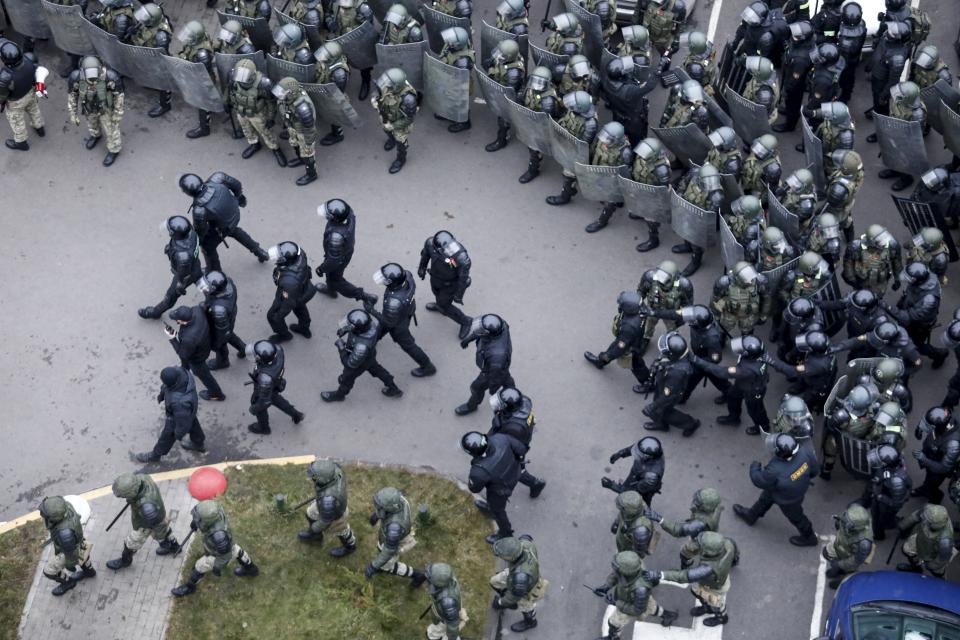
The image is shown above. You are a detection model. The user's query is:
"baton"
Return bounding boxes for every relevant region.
[291,496,315,511]
[886,527,905,565]
[174,528,195,557]
[417,602,434,620]
[541,0,553,32]
[105,503,130,532]
[582,583,606,598]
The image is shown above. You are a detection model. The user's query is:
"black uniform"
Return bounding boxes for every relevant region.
[147,367,205,458]
[870,27,910,117]
[367,270,434,374]
[805,53,843,114]
[694,355,771,434]
[644,355,699,435]
[765,351,838,413]
[882,272,948,366]
[811,1,843,44]
[488,394,546,496]
[866,324,923,381]
[586,303,652,392]
[267,249,316,341]
[601,64,661,146]
[203,276,246,369]
[139,225,203,319]
[459,321,515,413]
[836,6,866,102]
[418,237,472,328]
[861,455,911,538]
[315,210,369,301]
[603,442,665,506]
[819,294,887,360]
[778,28,817,130]
[943,331,960,408]
[468,432,523,539]
[190,172,268,271]
[249,344,303,434]
[168,306,224,399]
[738,446,820,540]
[915,425,960,504]
[325,316,400,399]
[912,174,960,221]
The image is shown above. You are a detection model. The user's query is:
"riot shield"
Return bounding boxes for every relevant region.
[266,54,315,83]
[761,256,798,292]
[81,21,125,73]
[812,273,844,336]
[423,53,470,123]
[673,67,730,128]
[724,86,772,145]
[651,123,711,167]
[480,20,528,66]
[303,82,362,128]
[5,0,52,39]
[368,0,419,22]
[617,177,671,223]
[767,187,801,244]
[161,56,226,112]
[574,163,626,203]
[719,173,742,213]
[549,117,589,173]
[215,51,266,93]
[530,43,568,71]
[941,99,960,158]
[839,432,874,478]
[376,41,429,90]
[892,195,960,262]
[712,42,748,110]
[115,42,175,91]
[670,188,717,247]
[824,374,847,415]
[920,79,960,136]
[504,100,552,153]
[420,5,471,55]
[330,21,379,70]
[801,115,826,195]
[216,10,272,53]
[272,8,324,51]
[563,0,603,67]
[720,216,745,268]
[834,358,885,398]
[41,1,94,55]
[874,113,930,176]
[474,69,516,120]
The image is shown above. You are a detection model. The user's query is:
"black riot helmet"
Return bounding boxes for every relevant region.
[814,43,840,66]
[885,0,906,9]
[480,313,504,336]
[166,215,192,239]
[268,241,301,265]
[919,406,954,435]
[617,291,642,315]
[740,335,764,359]
[873,321,899,345]
[490,387,523,414]
[606,55,636,81]
[771,433,799,460]
[374,263,405,288]
[850,289,877,311]
[740,1,768,25]
[178,173,204,197]
[197,270,227,295]
[900,261,930,287]
[0,41,23,67]
[319,198,352,222]
[460,431,489,457]
[635,436,662,460]
[841,2,862,25]
[658,331,688,361]
[346,308,372,333]
[921,167,949,192]
[252,339,277,365]
[788,297,815,322]
[944,320,960,348]
[433,230,459,254]
[867,443,901,470]
[797,330,829,354]
[680,304,714,329]
[789,21,813,42]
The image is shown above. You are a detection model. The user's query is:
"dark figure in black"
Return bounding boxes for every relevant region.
[198,270,246,370]
[136,366,206,463]
[462,431,523,544]
[266,241,316,343]
[165,305,224,401]
[322,309,403,401]
[488,387,547,498]
[247,340,304,435]
[314,198,378,304]
[602,436,665,506]
[138,215,203,319]
[455,314,514,416]
[365,263,436,377]
[418,230,473,336]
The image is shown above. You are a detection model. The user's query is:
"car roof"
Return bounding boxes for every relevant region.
[838,571,960,615]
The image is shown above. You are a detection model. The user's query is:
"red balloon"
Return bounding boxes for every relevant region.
[188,467,227,501]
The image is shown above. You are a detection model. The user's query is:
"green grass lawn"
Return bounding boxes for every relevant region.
[0,519,46,640]
[167,463,495,639]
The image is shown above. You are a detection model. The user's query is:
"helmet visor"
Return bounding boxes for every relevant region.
[232,65,255,85]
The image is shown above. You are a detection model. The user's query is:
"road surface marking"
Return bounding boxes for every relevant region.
[707,0,724,42]
[809,535,832,639]
[599,580,724,639]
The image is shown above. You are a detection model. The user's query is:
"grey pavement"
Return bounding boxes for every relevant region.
[1,0,959,639]
[17,479,194,640]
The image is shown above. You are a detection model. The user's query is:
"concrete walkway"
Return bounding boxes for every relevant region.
[17,478,195,640]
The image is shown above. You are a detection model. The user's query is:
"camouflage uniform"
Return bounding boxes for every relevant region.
[229,63,280,152]
[491,536,548,632]
[823,504,874,588]
[642,0,683,54]
[67,60,124,159]
[299,460,357,555]
[40,496,95,595]
[898,504,956,577]
[172,500,258,596]
[1,50,45,146]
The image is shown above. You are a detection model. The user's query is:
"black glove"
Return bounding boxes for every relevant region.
[644,509,662,523]
[223,102,232,114]
[540,18,550,30]
[600,476,616,490]
[369,511,380,526]
[604,590,617,605]
[891,280,900,291]
[642,570,661,586]
[460,338,471,349]
[157,391,165,403]
[915,426,924,440]
[364,563,376,579]
[238,194,247,208]
[609,450,624,464]
[454,292,464,304]
[417,267,426,280]
[315,266,325,278]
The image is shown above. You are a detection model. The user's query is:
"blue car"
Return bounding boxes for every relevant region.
[816,571,960,640]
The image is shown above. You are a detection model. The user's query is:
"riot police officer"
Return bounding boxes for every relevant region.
[907,227,950,284]
[39,495,96,596]
[805,44,844,116]
[272,23,314,65]
[483,40,525,152]
[636,260,693,346]
[543,13,583,56]
[824,149,864,241]
[896,504,954,578]
[418,230,472,334]
[602,436,665,506]
[869,21,911,119]
[315,198,378,304]
[773,23,815,132]
[171,500,259,596]
[214,19,257,56]
[0,41,45,152]
[265,241,315,342]
[602,55,663,147]
[290,0,324,30]
[741,134,782,205]
[178,171,270,271]
[373,68,418,174]
[660,79,709,133]
[105,472,182,570]
[584,291,653,393]
[434,27,475,133]
[323,308,403,400]
[911,45,952,92]
[706,126,743,180]
[495,0,529,36]
[642,0,684,55]
[912,407,960,504]
[728,196,766,250]
[198,270,246,370]
[680,31,717,94]
[136,366,206,463]
[865,321,923,380]
[298,459,357,557]
[126,4,173,119]
[913,167,960,222]
[611,491,656,557]
[591,551,678,636]
[842,224,903,297]
[544,90,598,206]
[710,261,769,336]
[175,21,217,139]
[811,0,843,43]
[326,0,375,99]
[227,59,287,166]
[366,263,436,377]
[138,216,203,320]
[770,296,822,359]
[643,332,700,436]
[617,25,652,59]
[583,122,636,233]
[489,386,547,498]
[700,336,772,434]
[822,504,874,589]
[224,0,272,19]
[836,2,866,102]
[629,137,673,252]
[66,56,124,167]
[462,431,523,543]
[516,66,560,184]
[273,77,319,185]
[806,102,855,171]
[558,54,600,99]
[166,305,225,401]
[90,0,135,37]
[765,330,839,413]
[673,163,724,276]
[247,340,304,434]
[942,318,960,408]
[861,444,911,539]
[490,535,547,633]
[313,42,352,146]
[775,168,817,225]
[456,314,515,415]
[873,81,926,191]
[881,262,948,368]
[653,305,733,400]
[800,213,843,268]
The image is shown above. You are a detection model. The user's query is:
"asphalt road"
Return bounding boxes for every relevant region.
[1,0,959,639]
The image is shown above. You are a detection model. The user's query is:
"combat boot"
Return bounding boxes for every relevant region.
[33,126,43,136]
[672,240,693,254]
[248,422,271,435]
[660,609,679,627]
[382,384,404,397]
[290,323,312,338]
[316,282,338,298]
[518,152,541,183]
[384,134,396,151]
[138,306,162,319]
[358,69,371,101]
[389,142,408,174]
[48,574,77,596]
[545,176,577,205]
[102,151,118,167]
[85,135,101,150]
[298,515,323,541]
[291,411,305,424]
[242,142,262,159]
[320,125,344,146]
[703,613,728,626]
[106,545,136,570]
[636,229,660,252]
[680,252,702,277]
[136,450,161,463]
[448,119,471,133]
[148,92,172,118]
[329,534,357,557]
[789,533,818,547]
[180,437,206,453]
[272,148,288,167]
[529,479,546,498]
[411,362,437,377]
[234,561,259,577]
[455,402,477,415]
[485,121,510,152]
[896,560,923,573]
[511,611,538,632]
[360,291,378,305]
[156,535,181,556]
[585,203,616,233]
[732,503,757,525]
[598,623,622,640]
[5,139,28,151]
[296,158,318,186]
[186,110,212,139]
[584,349,607,368]
[716,414,741,425]
[78,563,96,579]
[321,389,348,402]
[172,570,204,596]
[288,150,304,167]
[891,174,913,192]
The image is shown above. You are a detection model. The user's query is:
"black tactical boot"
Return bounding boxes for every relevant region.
[5,139,28,151]
[584,351,606,368]
[866,132,878,143]
[78,563,96,579]
[384,134,396,151]
[585,204,616,233]
[636,230,660,252]
[448,119,471,133]
[360,291,378,305]
[771,119,796,133]
[247,422,271,435]
[180,437,206,453]
[671,240,693,253]
[660,609,679,627]
[389,142,407,174]
[296,158,318,186]
[891,174,914,191]
[703,613,728,627]
[172,570,204,596]
[103,152,118,167]
[789,533,818,547]
[35,126,45,137]
[320,125,344,146]
[273,148,288,167]
[315,282,337,298]
[381,384,403,397]
[511,611,538,632]
[136,451,161,463]
[485,122,510,152]
[732,504,757,525]
[241,142,262,159]
[680,252,702,277]
[454,402,477,415]
[106,545,136,570]
[321,389,347,402]
[291,411,305,424]
[49,574,77,596]
[234,561,259,577]
[290,323,312,338]
[199,390,225,402]
[207,356,230,370]
[411,363,437,377]
[358,69,371,101]
[186,110,211,139]
[269,332,293,343]
[329,536,357,557]
[716,414,741,425]
[148,92,172,118]
[545,176,577,205]
[518,153,541,183]
[287,151,304,168]
[85,135,101,150]
[138,306,162,319]
[529,479,546,498]
[156,536,181,556]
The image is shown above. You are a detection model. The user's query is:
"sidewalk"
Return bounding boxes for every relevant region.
[17,478,195,640]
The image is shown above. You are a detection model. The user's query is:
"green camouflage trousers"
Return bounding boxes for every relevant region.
[239,113,278,150]
[87,110,123,153]
[287,127,316,159]
[4,92,44,143]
